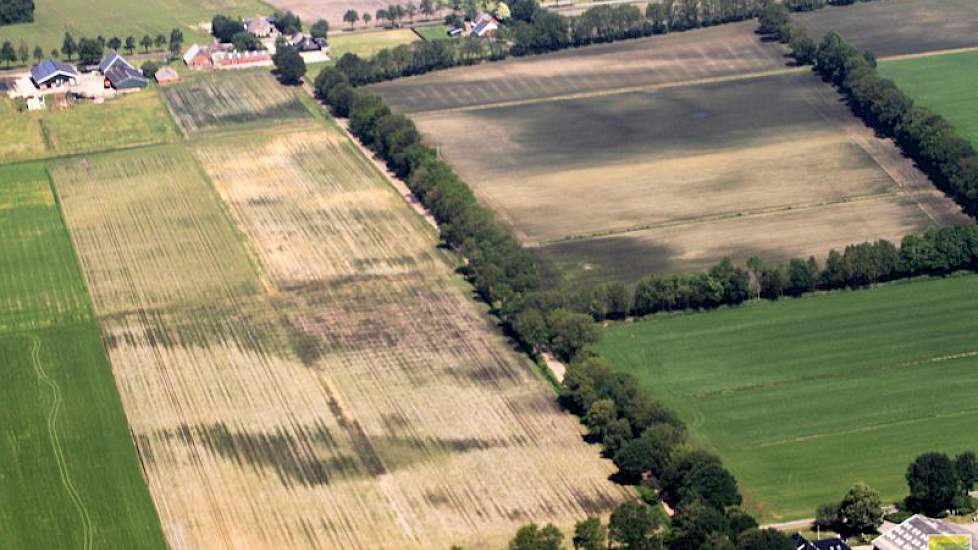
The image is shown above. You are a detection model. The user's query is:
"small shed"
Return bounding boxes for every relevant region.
[154,66,180,84]
[105,64,149,90]
[30,59,79,89]
[26,96,45,111]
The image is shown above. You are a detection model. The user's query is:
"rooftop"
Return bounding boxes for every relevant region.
[873,515,977,550]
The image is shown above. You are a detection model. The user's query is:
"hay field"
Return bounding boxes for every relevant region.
[0,162,166,549]
[597,274,978,522]
[794,0,978,58]
[52,132,628,549]
[880,50,978,148]
[0,92,177,163]
[405,66,967,284]
[368,21,789,113]
[162,71,313,136]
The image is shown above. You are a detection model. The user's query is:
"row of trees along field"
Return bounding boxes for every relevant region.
[0,29,184,68]
[761,4,978,219]
[0,0,33,25]
[314,67,772,547]
[341,0,444,30]
[811,452,978,541]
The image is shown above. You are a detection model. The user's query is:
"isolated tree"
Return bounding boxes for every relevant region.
[140,60,159,78]
[125,35,135,54]
[343,9,359,29]
[168,28,184,57]
[509,523,564,550]
[956,452,978,492]
[32,44,43,63]
[735,529,794,550]
[375,8,388,27]
[108,36,121,51]
[310,18,329,39]
[0,40,16,67]
[139,34,153,53]
[362,12,372,26]
[836,482,883,536]
[17,39,28,64]
[907,452,959,516]
[61,32,76,60]
[272,45,306,85]
[573,517,607,550]
[154,33,166,50]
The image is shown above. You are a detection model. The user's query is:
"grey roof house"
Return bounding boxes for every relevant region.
[105,64,148,90]
[98,50,133,73]
[30,59,79,89]
[874,515,977,550]
[793,533,852,550]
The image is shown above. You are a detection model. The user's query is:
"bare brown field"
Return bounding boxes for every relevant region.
[378,37,968,284]
[52,136,628,549]
[368,21,788,113]
[795,0,978,58]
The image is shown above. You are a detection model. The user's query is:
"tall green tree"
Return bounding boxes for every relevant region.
[61,32,76,60]
[168,28,184,57]
[108,36,121,51]
[608,501,658,549]
[906,452,959,516]
[272,45,306,85]
[139,34,153,52]
[343,9,359,29]
[955,451,978,492]
[572,517,606,550]
[836,482,883,536]
[0,40,16,67]
[310,18,329,39]
[735,529,794,550]
[509,523,564,550]
[124,35,135,54]
[32,44,42,63]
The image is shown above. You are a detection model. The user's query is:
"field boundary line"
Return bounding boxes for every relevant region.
[28,334,95,550]
[879,45,978,64]
[753,406,978,449]
[408,65,809,116]
[529,190,903,247]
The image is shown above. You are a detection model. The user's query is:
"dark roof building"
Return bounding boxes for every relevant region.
[873,515,977,550]
[30,59,79,88]
[98,50,133,73]
[105,64,149,90]
[793,533,852,550]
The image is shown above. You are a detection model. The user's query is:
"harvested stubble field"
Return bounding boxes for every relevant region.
[0,162,166,549]
[162,71,313,136]
[393,59,968,284]
[52,130,628,549]
[794,0,978,58]
[369,21,788,113]
[597,275,978,522]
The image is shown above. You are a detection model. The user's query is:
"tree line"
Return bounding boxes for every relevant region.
[0,0,32,25]
[0,29,185,68]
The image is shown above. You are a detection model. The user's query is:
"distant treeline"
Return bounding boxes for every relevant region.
[0,0,33,25]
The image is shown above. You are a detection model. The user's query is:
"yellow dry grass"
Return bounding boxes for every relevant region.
[52,134,629,550]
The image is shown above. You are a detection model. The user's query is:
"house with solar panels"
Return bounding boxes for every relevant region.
[98,50,149,90]
[30,59,79,89]
[793,532,852,550]
[873,515,977,550]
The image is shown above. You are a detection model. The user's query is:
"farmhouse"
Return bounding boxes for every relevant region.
[30,59,79,89]
[98,50,132,73]
[154,66,179,84]
[470,13,499,38]
[287,33,328,52]
[873,515,977,550]
[183,44,212,69]
[793,533,852,550]
[104,64,148,90]
[244,15,278,38]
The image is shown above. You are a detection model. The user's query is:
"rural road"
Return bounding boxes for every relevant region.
[764,492,978,531]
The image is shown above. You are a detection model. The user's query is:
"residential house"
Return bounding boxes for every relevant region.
[873,514,977,550]
[470,13,499,38]
[245,15,278,38]
[287,33,328,52]
[105,64,148,90]
[792,533,852,550]
[183,44,213,69]
[30,59,79,89]
[98,50,132,74]
[154,66,180,84]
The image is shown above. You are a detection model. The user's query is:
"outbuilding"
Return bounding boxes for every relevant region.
[30,59,79,89]
[154,66,180,84]
[873,515,977,550]
[98,50,133,74]
[104,64,148,90]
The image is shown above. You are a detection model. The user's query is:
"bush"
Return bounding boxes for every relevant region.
[140,60,159,79]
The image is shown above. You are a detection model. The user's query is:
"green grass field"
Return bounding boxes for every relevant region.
[596,275,978,522]
[0,162,167,548]
[0,91,177,163]
[413,24,451,41]
[880,50,978,148]
[0,0,269,61]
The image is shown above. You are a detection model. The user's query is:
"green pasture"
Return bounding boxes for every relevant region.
[0,0,269,60]
[0,163,166,548]
[0,91,177,163]
[596,275,978,522]
[414,24,451,41]
[880,50,978,148]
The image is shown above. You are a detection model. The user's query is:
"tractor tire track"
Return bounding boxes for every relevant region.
[29,334,94,550]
